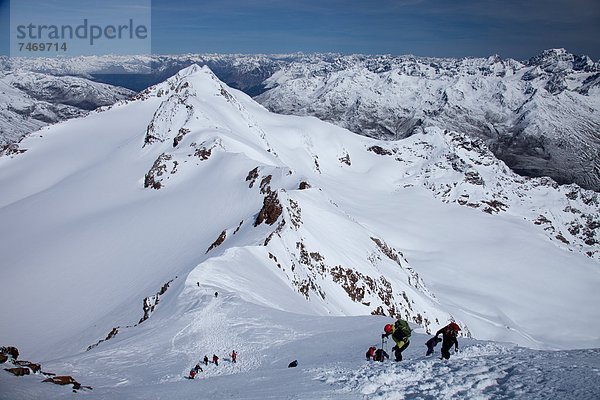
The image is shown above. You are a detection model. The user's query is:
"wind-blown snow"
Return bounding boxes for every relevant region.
[0,65,598,399]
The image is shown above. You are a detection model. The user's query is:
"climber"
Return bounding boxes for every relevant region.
[435,322,461,360]
[373,348,389,362]
[203,355,209,365]
[382,318,412,361]
[425,336,443,356]
[231,350,237,363]
[365,346,376,360]
[212,354,219,366]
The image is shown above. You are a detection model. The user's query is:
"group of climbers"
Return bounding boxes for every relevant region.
[366,319,462,363]
[188,350,238,379]
[187,319,460,380]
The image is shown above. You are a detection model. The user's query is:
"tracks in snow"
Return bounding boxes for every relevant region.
[313,344,600,400]
[169,287,265,380]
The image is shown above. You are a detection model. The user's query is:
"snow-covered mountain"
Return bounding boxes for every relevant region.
[0,65,598,399]
[257,49,600,191]
[0,70,134,147]
[0,55,156,76]
[5,49,598,191]
[1,54,287,93]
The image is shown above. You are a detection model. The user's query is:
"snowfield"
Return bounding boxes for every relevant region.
[0,65,598,399]
[1,291,599,399]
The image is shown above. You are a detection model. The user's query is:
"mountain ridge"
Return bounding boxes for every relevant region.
[3,49,598,190]
[1,65,597,367]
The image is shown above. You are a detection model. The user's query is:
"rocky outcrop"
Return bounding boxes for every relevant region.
[43,375,78,386]
[367,145,393,156]
[246,167,260,188]
[206,230,227,253]
[15,360,41,373]
[1,345,91,392]
[260,175,273,194]
[298,181,311,190]
[194,146,212,160]
[254,191,283,226]
[282,237,443,334]
[87,278,175,351]
[0,143,27,157]
[87,327,120,351]
[173,127,190,147]
[5,367,29,376]
[0,346,19,360]
[339,152,351,165]
[144,153,176,189]
[43,375,92,391]
[139,279,173,324]
[392,128,599,260]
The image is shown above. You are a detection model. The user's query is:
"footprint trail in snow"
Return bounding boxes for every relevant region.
[314,344,600,399]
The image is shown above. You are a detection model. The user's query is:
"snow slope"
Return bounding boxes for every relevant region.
[0,65,599,398]
[1,290,599,399]
[0,70,134,146]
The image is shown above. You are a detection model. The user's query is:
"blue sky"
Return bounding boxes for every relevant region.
[1,0,599,59]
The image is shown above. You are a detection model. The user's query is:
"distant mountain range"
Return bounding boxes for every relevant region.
[0,70,134,147]
[257,49,600,191]
[2,48,599,192]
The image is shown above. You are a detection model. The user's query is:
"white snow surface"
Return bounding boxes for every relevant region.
[0,65,599,399]
[0,292,599,399]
